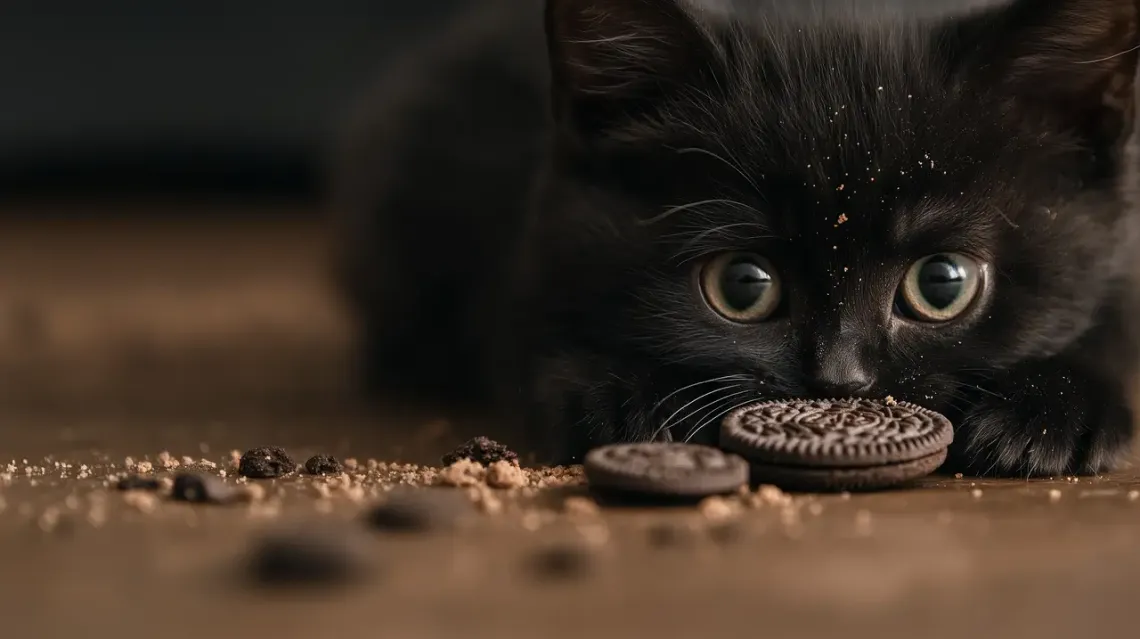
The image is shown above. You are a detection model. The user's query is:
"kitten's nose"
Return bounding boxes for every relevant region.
[803,358,876,398]
[806,374,875,398]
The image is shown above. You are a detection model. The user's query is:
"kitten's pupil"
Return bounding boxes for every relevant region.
[917,256,965,310]
[721,259,771,311]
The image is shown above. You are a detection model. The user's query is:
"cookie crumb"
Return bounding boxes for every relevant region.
[468,485,503,514]
[698,496,738,522]
[172,472,236,504]
[884,395,897,406]
[239,484,267,502]
[442,436,519,467]
[576,522,610,547]
[134,461,154,474]
[1048,489,1062,503]
[123,491,159,514]
[750,484,792,508]
[486,460,528,489]
[563,496,601,518]
[437,459,486,487]
[646,522,691,548]
[157,451,180,470]
[526,544,592,581]
[304,455,343,476]
[954,473,964,479]
[238,447,296,479]
[971,488,984,499]
[365,490,469,533]
[247,525,368,588]
[343,458,359,471]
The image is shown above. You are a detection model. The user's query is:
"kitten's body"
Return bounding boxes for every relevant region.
[333,0,1140,475]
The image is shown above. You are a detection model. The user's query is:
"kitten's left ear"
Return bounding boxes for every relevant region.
[544,0,720,145]
[946,0,1140,151]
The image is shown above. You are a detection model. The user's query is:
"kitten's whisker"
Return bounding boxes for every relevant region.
[650,384,743,442]
[986,203,1019,229]
[684,397,759,443]
[671,146,762,195]
[638,198,759,226]
[649,374,749,415]
[1076,43,1140,64]
[968,384,1008,401]
[672,223,776,261]
[680,390,753,442]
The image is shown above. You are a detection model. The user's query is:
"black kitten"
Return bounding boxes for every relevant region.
[332,0,1140,477]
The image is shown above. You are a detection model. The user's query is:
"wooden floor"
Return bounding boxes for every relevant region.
[0,207,1137,638]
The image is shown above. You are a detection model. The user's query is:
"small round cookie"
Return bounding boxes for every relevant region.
[584,443,749,500]
[719,398,953,492]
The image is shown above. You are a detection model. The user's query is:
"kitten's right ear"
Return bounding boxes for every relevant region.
[545,0,718,144]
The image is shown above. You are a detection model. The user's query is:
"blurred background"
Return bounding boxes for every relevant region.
[0,0,498,462]
[0,0,474,202]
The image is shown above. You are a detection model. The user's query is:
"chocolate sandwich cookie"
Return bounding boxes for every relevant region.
[583,442,749,502]
[720,398,953,491]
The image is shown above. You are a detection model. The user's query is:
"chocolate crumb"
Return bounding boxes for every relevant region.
[116,475,162,492]
[171,472,235,504]
[526,544,592,581]
[708,522,745,545]
[304,455,343,476]
[247,526,368,587]
[238,447,296,479]
[365,490,468,533]
[646,523,692,548]
[442,436,518,467]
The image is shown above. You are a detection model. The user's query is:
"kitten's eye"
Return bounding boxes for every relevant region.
[699,252,781,323]
[896,253,981,322]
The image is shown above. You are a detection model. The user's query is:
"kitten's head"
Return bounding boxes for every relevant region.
[523,0,1140,450]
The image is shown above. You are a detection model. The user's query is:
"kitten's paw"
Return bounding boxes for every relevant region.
[946,373,1134,477]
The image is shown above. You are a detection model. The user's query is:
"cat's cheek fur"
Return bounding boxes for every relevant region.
[946,359,1135,477]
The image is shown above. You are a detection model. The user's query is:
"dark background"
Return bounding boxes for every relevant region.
[0,0,469,205]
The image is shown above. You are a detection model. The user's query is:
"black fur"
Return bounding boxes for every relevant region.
[331,0,1140,476]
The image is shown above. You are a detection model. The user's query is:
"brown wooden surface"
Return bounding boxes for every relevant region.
[0,208,1137,638]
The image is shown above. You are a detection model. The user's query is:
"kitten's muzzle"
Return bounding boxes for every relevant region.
[803,360,876,398]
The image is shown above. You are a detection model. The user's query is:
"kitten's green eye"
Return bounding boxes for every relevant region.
[699,252,781,323]
[896,253,981,322]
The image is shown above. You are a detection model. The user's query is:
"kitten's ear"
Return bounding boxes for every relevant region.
[948,0,1140,150]
[545,0,718,143]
